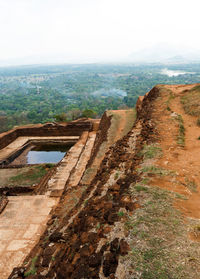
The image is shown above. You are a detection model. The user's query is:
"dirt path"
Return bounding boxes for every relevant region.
[151,84,200,218]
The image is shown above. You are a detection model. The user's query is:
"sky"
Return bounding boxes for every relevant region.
[0,0,200,65]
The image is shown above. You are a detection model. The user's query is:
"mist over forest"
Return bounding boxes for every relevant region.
[0,63,200,132]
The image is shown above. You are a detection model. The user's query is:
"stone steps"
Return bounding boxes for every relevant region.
[45,132,89,196]
[67,131,96,188]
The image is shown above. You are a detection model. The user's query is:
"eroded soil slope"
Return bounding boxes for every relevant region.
[150,84,200,218]
[9,85,200,279]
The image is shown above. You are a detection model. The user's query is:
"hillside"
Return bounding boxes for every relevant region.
[5,84,200,279]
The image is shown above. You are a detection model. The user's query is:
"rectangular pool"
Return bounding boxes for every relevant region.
[27,143,73,164]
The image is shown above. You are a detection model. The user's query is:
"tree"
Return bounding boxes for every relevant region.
[66,109,82,120]
[53,113,67,122]
[82,109,97,119]
[0,116,9,132]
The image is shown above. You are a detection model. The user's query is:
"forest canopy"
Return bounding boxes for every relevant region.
[0,63,199,132]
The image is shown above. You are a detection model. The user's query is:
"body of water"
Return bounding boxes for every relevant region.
[27,150,65,164]
[27,143,72,164]
[161,68,195,77]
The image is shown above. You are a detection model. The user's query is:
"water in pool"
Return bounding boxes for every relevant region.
[27,144,72,164]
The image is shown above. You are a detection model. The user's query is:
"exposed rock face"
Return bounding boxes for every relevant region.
[136,95,144,112]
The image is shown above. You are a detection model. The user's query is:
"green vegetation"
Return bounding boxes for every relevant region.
[24,257,38,277]
[184,178,198,193]
[139,144,162,159]
[9,164,54,185]
[123,132,200,278]
[138,165,175,176]
[53,112,68,122]
[134,184,149,192]
[175,114,185,146]
[82,109,97,118]
[0,63,200,132]
[165,89,175,111]
[83,199,89,206]
[117,211,125,217]
[114,171,120,180]
[181,85,200,119]
[126,184,190,278]
[96,223,101,229]
[124,168,199,278]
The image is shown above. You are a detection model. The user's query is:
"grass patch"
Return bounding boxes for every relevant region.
[175,114,185,146]
[135,184,149,192]
[117,211,125,217]
[173,192,188,200]
[165,90,175,111]
[184,178,198,193]
[114,171,120,180]
[83,199,88,206]
[139,165,175,177]
[181,86,200,118]
[139,144,162,159]
[9,164,54,185]
[129,178,150,195]
[24,256,38,277]
[123,133,200,278]
[124,184,200,278]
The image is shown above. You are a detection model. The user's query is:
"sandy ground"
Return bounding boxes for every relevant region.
[150,84,200,219]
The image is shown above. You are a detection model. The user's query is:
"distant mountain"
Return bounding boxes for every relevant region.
[0,53,100,67]
[1,43,200,67]
[127,43,200,64]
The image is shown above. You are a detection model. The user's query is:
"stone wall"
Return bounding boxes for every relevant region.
[0,119,93,150]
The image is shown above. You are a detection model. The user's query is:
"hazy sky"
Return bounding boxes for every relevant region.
[0,0,200,64]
